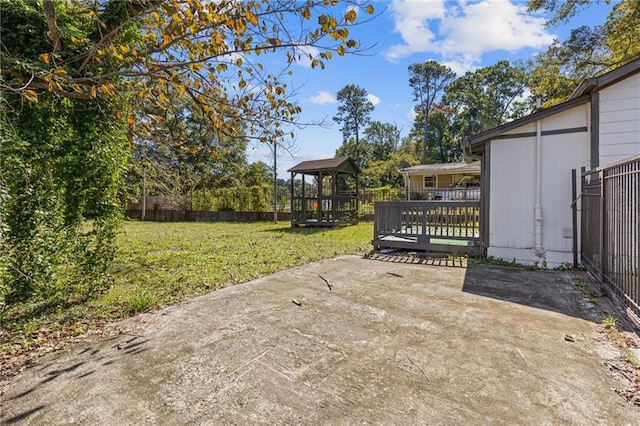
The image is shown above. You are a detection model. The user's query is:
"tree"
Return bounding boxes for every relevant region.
[244,161,272,187]
[527,0,600,25]
[0,0,375,306]
[1,1,131,304]
[408,61,456,165]
[363,121,401,162]
[443,61,529,139]
[404,104,462,164]
[526,27,602,107]
[130,92,250,213]
[333,84,375,167]
[528,0,640,106]
[1,95,129,302]
[2,0,376,141]
[336,136,371,170]
[363,151,415,188]
[156,96,247,188]
[603,0,640,67]
[355,121,402,187]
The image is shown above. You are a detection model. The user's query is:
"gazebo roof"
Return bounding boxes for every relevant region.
[288,157,361,174]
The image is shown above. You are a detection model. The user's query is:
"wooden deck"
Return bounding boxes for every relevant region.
[373,201,481,254]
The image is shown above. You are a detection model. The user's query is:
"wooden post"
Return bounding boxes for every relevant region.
[302,173,306,224]
[317,171,323,224]
[290,171,295,225]
[355,171,360,218]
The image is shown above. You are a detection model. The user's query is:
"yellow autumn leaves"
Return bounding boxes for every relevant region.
[21,0,376,143]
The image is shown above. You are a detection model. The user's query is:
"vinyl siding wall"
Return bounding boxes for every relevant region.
[487,105,590,266]
[599,72,640,165]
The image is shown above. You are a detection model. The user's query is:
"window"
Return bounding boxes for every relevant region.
[424,175,436,188]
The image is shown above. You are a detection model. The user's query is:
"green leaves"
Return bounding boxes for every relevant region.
[0,96,129,307]
[443,61,529,138]
[408,61,456,164]
[0,0,379,318]
[527,0,640,107]
[333,84,375,169]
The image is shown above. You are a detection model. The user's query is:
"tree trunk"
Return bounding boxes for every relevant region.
[43,0,62,50]
[422,117,428,165]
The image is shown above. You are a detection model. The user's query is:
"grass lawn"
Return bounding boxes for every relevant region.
[1,220,373,367]
[103,220,373,315]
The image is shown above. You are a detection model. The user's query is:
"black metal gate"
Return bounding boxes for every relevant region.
[581,154,640,324]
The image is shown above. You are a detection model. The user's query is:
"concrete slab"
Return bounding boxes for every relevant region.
[1,256,639,425]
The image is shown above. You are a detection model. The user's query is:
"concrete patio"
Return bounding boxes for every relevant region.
[1,255,638,425]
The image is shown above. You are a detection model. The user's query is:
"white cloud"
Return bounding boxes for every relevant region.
[514,87,533,105]
[440,0,554,56]
[385,0,554,72]
[309,91,336,105]
[407,107,417,123]
[295,45,320,68]
[385,0,446,62]
[219,51,243,63]
[440,59,475,76]
[367,93,381,106]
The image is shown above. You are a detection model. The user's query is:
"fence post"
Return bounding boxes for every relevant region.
[373,202,379,248]
[571,169,578,268]
[599,169,605,282]
[420,204,427,245]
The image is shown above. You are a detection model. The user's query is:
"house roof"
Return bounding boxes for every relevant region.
[287,156,361,174]
[463,95,590,150]
[463,57,640,151]
[399,161,480,175]
[570,57,640,99]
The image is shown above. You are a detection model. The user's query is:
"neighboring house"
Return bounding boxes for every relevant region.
[399,161,481,200]
[463,58,640,268]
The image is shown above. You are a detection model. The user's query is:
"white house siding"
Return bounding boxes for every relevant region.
[540,132,590,258]
[487,105,590,267]
[489,136,535,253]
[599,72,640,165]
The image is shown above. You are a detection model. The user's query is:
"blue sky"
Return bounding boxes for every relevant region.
[245,0,616,178]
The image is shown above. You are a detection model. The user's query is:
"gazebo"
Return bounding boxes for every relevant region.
[288,157,361,227]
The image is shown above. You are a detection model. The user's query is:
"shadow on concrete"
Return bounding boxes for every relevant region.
[462,263,602,324]
[2,404,46,424]
[7,386,37,401]
[3,336,150,416]
[363,252,466,268]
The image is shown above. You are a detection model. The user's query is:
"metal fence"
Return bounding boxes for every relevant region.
[581,153,640,323]
[373,200,481,254]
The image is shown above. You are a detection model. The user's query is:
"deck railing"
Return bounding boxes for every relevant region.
[581,153,640,324]
[373,200,481,254]
[406,187,481,201]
